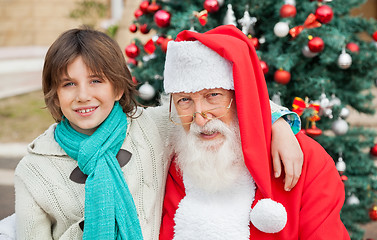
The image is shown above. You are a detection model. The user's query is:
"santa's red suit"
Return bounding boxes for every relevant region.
[159,25,350,239]
[160,132,349,239]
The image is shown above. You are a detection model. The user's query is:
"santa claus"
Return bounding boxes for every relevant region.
[159,25,349,239]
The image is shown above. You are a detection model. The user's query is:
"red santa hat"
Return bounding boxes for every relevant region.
[163,25,287,233]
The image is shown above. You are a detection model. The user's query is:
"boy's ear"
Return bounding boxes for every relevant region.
[115,90,124,101]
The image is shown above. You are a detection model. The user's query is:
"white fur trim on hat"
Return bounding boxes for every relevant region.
[163,40,234,93]
[250,198,287,233]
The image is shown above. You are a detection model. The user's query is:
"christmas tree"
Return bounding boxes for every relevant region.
[125,0,377,239]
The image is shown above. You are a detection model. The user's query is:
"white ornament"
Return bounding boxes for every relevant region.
[339,107,350,119]
[319,92,330,108]
[273,22,290,38]
[336,156,346,173]
[152,35,159,42]
[302,45,318,58]
[323,108,333,119]
[284,0,296,6]
[329,94,341,106]
[338,48,352,69]
[259,36,266,44]
[142,53,156,62]
[238,7,257,35]
[138,82,155,100]
[223,4,237,26]
[271,93,282,106]
[346,194,360,205]
[217,0,225,6]
[332,118,349,135]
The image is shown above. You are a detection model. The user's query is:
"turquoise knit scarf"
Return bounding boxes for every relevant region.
[55,102,143,240]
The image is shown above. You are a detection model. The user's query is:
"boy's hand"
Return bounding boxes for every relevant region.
[271,118,303,191]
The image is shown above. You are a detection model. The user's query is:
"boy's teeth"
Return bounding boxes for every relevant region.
[78,108,95,113]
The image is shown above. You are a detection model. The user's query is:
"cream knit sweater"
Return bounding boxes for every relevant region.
[14,106,172,240]
[14,101,286,240]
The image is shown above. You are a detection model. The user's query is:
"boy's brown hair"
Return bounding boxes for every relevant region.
[42,26,137,122]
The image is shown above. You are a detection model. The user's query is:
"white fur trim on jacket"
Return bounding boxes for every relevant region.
[173,169,256,240]
[163,41,234,94]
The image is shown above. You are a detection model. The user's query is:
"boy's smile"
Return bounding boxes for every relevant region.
[56,56,123,135]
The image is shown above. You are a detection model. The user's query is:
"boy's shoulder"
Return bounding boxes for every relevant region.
[26,123,66,157]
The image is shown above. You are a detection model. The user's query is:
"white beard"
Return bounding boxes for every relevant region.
[172,119,256,240]
[173,118,246,193]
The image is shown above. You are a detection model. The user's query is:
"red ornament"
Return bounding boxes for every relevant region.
[274,69,291,85]
[370,143,377,157]
[132,76,138,84]
[280,4,297,18]
[305,125,322,137]
[369,205,377,221]
[125,43,140,58]
[373,31,377,41]
[134,9,143,19]
[139,0,149,13]
[203,0,220,13]
[161,37,173,52]
[154,10,171,28]
[155,36,165,45]
[129,24,137,33]
[144,39,156,54]
[195,10,208,26]
[346,42,359,53]
[260,60,269,74]
[340,175,348,181]
[127,58,138,66]
[249,37,260,49]
[308,36,325,53]
[147,1,161,13]
[315,5,334,24]
[139,24,150,34]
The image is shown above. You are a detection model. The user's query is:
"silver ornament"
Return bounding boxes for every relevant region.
[138,82,155,100]
[271,93,282,106]
[142,53,156,62]
[273,22,290,38]
[329,94,341,106]
[336,156,346,173]
[338,49,352,69]
[323,108,333,119]
[223,4,237,26]
[284,0,296,6]
[339,107,350,119]
[238,7,257,35]
[302,45,318,58]
[217,0,225,6]
[319,92,330,108]
[346,194,360,205]
[152,35,159,42]
[259,36,266,44]
[332,118,349,135]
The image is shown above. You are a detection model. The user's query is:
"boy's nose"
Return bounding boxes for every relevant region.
[76,86,91,102]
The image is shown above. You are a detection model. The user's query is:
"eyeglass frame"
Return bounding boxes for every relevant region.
[168,94,234,125]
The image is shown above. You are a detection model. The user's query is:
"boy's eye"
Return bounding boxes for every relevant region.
[91,79,102,84]
[62,82,75,87]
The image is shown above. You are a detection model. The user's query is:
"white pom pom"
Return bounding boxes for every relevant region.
[250,198,287,233]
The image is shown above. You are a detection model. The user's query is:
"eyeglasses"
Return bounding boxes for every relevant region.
[168,94,233,125]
